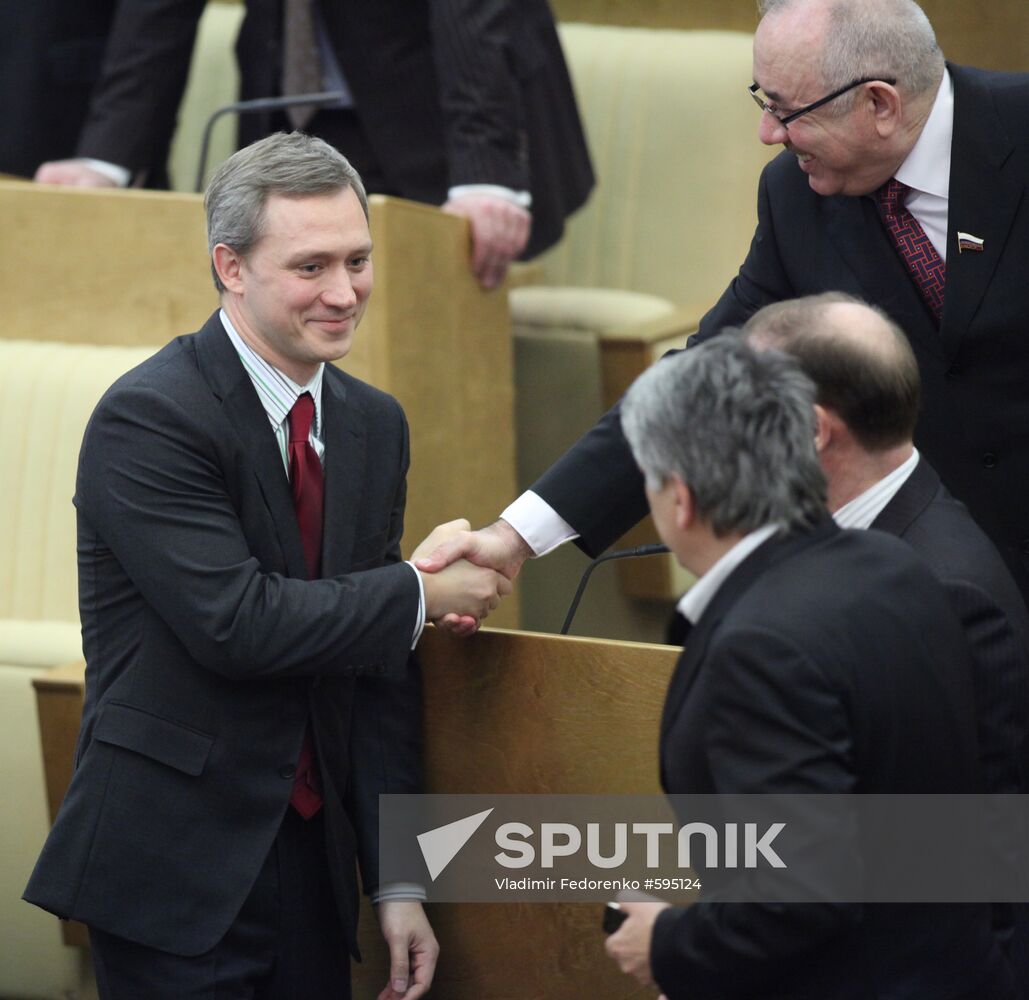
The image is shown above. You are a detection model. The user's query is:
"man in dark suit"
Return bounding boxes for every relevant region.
[603,338,1014,999]
[0,0,120,178]
[415,0,1029,621]
[34,0,594,290]
[24,132,510,999]
[744,292,1029,991]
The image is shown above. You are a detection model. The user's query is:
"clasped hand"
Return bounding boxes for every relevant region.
[411,518,532,633]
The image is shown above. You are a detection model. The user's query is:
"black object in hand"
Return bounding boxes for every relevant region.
[602,902,628,934]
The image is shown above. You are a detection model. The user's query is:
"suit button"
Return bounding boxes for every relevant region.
[982,452,998,468]
[945,364,961,379]
[280,764,296,779]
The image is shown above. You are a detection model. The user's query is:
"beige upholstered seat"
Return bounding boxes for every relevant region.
[0,340,156,999]
[512,25,775,637]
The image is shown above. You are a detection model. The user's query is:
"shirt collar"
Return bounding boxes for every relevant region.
[894,69,953,201]
[676,523,780,625]
[833,448,919,530]
[220,309,324,435]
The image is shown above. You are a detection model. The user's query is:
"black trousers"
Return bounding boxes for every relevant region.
[90,808,350,1000]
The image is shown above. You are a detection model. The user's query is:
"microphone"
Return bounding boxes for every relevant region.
[194,91,349,191]
[560,543,669,635]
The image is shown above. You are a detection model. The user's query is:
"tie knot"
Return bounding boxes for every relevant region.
[288,393,315,444]
[876,177,908,217]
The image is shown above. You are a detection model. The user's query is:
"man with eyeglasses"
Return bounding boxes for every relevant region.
[417,0,1029,644]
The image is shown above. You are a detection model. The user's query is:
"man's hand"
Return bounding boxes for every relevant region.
[34,160,118,187]
[375,900,438,1000]
[603,900,670,989]
[419,559,512,624]
[416,519,532,636]
[442,193,531,290]
[415,519,532,580]
[410,518,471,563]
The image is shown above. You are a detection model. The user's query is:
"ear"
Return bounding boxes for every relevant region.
[669,474,695,531]
[813,403,832,452]
[212,243,246,294]
[866,81,903,138]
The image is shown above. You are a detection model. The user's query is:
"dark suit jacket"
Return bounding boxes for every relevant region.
[533,64,1029,595]
[651,519,1012,999]
[0,0,120,177]
[872,455,1029,795]
[74,0,594,257]
[24,313,422,958]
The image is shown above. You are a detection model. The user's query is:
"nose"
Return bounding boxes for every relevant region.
[758,110,788,147]
[321,268,357,309]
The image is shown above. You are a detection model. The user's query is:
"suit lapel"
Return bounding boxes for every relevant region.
[320,368,367,577]
[943,64,1025,355]
[193,315,309,579]
[869,457,940,538]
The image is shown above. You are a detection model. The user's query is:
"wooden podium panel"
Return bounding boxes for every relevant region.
[0,181,518,625]
[35,629,679,996]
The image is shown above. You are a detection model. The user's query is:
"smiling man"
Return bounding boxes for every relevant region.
[24,132,510,999]
[418,0,1029,632]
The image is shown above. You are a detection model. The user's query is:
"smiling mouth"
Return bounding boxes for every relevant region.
[310,315,353,325]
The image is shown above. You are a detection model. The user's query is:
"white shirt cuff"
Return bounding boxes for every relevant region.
[500,491,578,557]
[405,562,427,648]
[78,158,132,187]
[447,184,532,209]
[372,882,428,904]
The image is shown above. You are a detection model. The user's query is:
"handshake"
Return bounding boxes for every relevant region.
[411,519,533,635]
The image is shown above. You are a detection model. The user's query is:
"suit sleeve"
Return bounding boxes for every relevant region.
[74,0,206,175]
[426,0,530,190]
[944,578,1029,795]
[348,416,424,890]
[652,627,862,997]
[76,382,420,680]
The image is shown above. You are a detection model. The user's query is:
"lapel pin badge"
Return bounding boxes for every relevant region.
[957,231,985,254]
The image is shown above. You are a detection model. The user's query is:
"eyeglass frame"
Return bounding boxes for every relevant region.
[747,76,897,128]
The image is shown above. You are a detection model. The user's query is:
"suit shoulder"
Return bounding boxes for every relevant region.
[951,63,1029,143]
[900,494,1029,630]
[96,335,201,402]
[325,366,407,424]
[740,528,938,624]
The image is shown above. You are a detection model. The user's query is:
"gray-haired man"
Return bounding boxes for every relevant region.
[603,338,1014,999]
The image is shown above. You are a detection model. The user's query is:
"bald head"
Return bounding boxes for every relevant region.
[756,0,944,105]
[744,293,920,452]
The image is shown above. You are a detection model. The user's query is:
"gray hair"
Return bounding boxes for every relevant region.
[204,131,369,292]
[757,0,944,108]
[621,337,827,537]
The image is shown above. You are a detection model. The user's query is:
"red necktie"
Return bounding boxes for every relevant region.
[875,178,946,325]
[287,393,324,819]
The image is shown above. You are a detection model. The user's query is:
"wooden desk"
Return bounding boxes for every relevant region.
[34,629,678,996]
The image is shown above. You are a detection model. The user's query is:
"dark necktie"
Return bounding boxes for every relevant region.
[282,0,324,129]
[287,392,323,819]
[875,178,946,325]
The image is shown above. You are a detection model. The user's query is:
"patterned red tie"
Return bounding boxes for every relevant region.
[875,178,946,325]
[287,392,324,819]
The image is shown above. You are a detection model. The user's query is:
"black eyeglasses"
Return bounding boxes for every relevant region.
[748,76,897,127]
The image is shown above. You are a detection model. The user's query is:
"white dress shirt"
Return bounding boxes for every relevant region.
[674,524,780,626]
[831,449,920,530]
[894,70,953,261]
